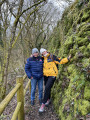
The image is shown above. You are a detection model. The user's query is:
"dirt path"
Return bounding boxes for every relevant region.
[1,82,59,120]
[25,87,59,120]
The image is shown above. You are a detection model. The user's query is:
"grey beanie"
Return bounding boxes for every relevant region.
[32,48,39,54]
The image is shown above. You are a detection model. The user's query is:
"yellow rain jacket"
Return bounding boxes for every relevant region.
[43,53,69,77]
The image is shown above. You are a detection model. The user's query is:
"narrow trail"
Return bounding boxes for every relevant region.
[2,80,59,120]
[25,87,59,120]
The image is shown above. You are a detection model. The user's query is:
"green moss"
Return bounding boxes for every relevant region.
[59,107,65,120]
[67,64,76,73]
[77,22,90,33]
[46,0,90,119]
[81,12,90,22]
[53,95,60,113]
[77,37,89,45]
[83,43,90,57]
[87,43,90,49]
[75,36,81,42]
[84,82,90,100]
[76,80,85,90]
[70,48,76,56]
[62,98,68,109]
[64,36,73,49]
[82,58,90,68]
[66,114,72,120]
[74,99,90,116]
[73,44,79,51]
[76,10,83,24]
[84,87,90,100]
[74,99,79,116]
[79,45,86,52]
[82,23,90,32]
[78,31,90,38]
[78,100,90,115]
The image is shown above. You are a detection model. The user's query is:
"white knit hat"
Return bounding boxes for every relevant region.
[40,48,47,54]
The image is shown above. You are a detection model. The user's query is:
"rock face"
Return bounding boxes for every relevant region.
[44,0,90,119]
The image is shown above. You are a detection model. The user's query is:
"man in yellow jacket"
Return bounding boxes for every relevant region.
[39,48,71,112]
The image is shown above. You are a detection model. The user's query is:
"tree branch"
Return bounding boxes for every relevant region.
[12,6,40,48]
[0,0,6,7]
[19,0,44,18]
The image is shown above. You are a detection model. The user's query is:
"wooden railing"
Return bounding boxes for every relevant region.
[0,75,31,120]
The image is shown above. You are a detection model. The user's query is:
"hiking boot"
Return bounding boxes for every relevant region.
[31,100,34,105]
[39,99,42,105]
[39,103,45,112]
[45,99,51,106]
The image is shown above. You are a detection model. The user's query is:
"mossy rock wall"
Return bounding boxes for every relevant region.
[43,0,90,119]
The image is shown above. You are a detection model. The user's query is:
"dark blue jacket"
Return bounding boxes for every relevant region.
[25,56,43,79]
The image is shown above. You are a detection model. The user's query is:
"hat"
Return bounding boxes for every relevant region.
[32,48,39,54]
[40,48,47,54]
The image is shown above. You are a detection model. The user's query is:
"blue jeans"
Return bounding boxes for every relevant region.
[31,77,43,101]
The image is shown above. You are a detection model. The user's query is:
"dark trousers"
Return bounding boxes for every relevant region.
[43,76,56,104]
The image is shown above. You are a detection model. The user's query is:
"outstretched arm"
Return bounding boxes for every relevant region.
[53,54,71,64]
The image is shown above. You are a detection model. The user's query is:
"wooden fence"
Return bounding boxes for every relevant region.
[0,75,30,120]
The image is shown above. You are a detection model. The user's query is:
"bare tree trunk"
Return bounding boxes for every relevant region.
[1,0,24,99]
[0,0,5,7]
[1,0,44,99]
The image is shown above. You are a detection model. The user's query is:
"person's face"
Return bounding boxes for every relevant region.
[33,52,39,57]
[42,51,47,56]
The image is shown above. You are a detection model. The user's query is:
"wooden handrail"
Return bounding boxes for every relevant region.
[24,79,30,96]
[23,74,27,81]
[11,102,22,120]
[0,83,21,115]
[0,74,30,120]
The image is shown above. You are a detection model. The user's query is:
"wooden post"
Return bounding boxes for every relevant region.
[16,76,24,120]
[11,102,21,120]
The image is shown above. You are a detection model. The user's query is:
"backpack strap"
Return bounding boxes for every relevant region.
[50,54,54,61]
[50,54,59,69]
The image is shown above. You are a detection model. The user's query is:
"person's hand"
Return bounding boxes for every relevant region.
[31,77,33,79]
[68,54,71,59]
[30,54,33,57]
